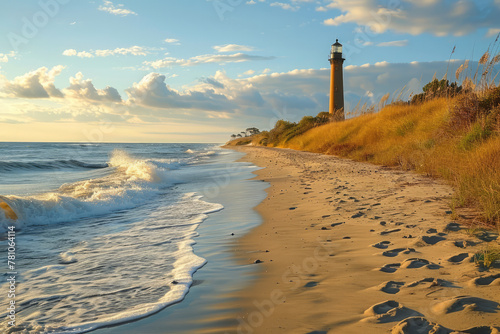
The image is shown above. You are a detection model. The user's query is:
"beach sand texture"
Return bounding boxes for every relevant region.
[228,146,499,334]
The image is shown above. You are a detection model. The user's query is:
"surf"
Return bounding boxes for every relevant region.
[0,150,178,234]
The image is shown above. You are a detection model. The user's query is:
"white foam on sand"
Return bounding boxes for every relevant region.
[0,193,223,334]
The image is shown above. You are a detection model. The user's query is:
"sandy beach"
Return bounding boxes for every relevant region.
[228,146,499,334]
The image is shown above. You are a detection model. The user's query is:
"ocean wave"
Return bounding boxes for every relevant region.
[0,194,223,334]
[0,159,109,172]
[0,150,179,234]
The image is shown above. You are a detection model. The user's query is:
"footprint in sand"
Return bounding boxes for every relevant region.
[379,263,401,273]
[447,253,471,264]
[453,240,479,248]
[458,326,500,334]
[379,258,440,273]
[374,278,455,294]
[390,317,448,334]
[391,317,500,334]
[382,248,416,257]
[445,222,461,232]
[304,281,318,288]
[421,235,447,245]
[375,281,405,294]
[431,296,499,315]
[351,211,364,218]
[380,229,402,236]
[372,241,391,249]
[468,273,500,287]
[400,258,440,269]
[404,277,455,288]
[362,300,422,323]
[412,235,446,247]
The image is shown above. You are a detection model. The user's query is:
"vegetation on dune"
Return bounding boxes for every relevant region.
[227,45,500,228]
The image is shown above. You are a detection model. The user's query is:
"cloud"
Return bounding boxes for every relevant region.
[213,44,255,52]
[377,40,409,47]
[270,2,299,11]
[98,0,137,16]
[201,77,225,89]
[125,72,234,111]
[322,0,500,36]
[63,49,94,58]
[0,51,16,63]
[144,53,275,69]
[0,66,123,105]
[2,59,485,137]
[164,38,180,45]
[1,66,65,98]
[64,72,122,102]
[63,46,149,58]
[95,46,149,57]
[62,49,77,56]
[487,28,500,37]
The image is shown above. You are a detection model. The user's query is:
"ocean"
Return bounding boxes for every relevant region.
[0,143,265,334]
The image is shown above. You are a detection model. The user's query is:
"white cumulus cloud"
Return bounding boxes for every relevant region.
[98,0,137,16]
[144,53,275,69]
[164,38,180,45]
[322,0,500,36]
[65,72,122,102]
[0,51,17,63]
[270,2,299,11]
[62,46,149,58]
[1,66,65,98]
[213,44,255,53]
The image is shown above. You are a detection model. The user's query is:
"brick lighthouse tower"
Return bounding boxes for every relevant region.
[329,39,345,120]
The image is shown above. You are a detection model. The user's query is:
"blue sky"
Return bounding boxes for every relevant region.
[0,0,499,142]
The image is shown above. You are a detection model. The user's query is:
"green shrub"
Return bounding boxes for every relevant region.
[459,120,494,150]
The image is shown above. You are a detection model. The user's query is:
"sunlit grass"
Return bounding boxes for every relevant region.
[474,245,500,269]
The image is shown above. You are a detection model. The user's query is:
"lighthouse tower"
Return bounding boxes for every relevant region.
[329,39,345,120]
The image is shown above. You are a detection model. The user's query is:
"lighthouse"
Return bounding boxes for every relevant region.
[329,39,345,120]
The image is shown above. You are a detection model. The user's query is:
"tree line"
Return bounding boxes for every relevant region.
[230,127,260,139]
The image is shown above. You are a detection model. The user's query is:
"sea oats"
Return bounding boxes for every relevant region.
[479,51,490,65]
[462,77,475,91]
[456,64,463,80]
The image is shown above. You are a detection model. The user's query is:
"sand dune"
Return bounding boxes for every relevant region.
[227,146,499,334]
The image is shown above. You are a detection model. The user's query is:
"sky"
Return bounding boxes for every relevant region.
[0,0,499,143]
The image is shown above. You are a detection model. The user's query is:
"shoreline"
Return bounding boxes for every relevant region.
[93,149,267,334]
[228,146,499,334]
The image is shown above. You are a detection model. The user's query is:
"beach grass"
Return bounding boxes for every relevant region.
[474,245,500,268]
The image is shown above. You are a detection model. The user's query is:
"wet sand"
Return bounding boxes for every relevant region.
[229,146,500,334]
